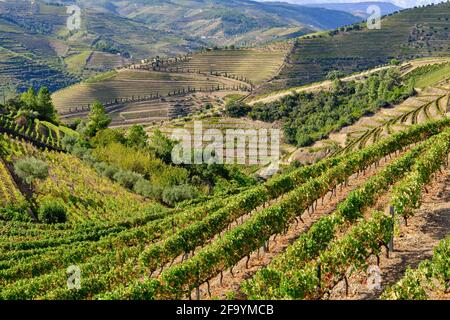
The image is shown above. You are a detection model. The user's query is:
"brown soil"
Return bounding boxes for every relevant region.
[190,152,400,300]
[328,168,450,300]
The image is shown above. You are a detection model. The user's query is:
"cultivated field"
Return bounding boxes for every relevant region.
[170,48,289,85]
[52,70,245,113]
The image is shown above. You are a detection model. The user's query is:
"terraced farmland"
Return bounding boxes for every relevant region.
[1,112,450,301]
[109,91,236,128]
[269,2,450,91]
[170,48,289,84]
[52,70,246,113]
[0,156,25,207]
[86,52,130,71]
[332,80,450,155]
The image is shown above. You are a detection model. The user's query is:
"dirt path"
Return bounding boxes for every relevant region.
[191,150,402,300]
[329,168,450,300]
[248,65,393,106]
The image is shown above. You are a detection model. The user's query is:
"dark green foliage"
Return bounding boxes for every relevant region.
[250,70,414,147]
[16,87,58,123]
[148,130,176,164]
[127,125,148,148]
[225,100,251,118]
[38,200,67,224]
[86,101,111,137]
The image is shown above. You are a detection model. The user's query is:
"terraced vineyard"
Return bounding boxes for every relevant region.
[86,52,130,71]
[108,91,238,128]
[269,2,450,92]
[170,48,289,85]
[52,70,248,113]
[0,117,449,300]
[332,80,450,155]
[0,156,25,208]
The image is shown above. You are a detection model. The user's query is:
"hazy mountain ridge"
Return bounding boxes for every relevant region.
[300,2,403,17]
[0,0,361,95]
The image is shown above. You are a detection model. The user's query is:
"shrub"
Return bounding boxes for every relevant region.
[38,200,67,224]
[113,169,142,189]
[162,184,198,207]
[225,100,251,117]
[92,128,126,147]
[133,178,163,200]
[61,134,78,152]
[14,157,49,186]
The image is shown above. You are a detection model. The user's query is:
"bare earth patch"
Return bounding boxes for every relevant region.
[329,168,450,300]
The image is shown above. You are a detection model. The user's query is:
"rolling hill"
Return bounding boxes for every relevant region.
[0,0,364,97]
[264,2,450,92]
[73,0,361,41]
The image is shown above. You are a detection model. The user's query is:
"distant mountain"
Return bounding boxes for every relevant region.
[0,0,361,95]
[301,2,403,18]
[71,0,361,40]
[257,0,448,8]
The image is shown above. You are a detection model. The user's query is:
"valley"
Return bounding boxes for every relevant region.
[0,0,449,304]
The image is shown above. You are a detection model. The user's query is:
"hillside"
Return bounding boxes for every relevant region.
[52,46,287,126]
[0,0,202,96]
[1,1,450,304]
[0,0,364,98]
[73,0,361,41]
[1,108,450,300]
[265,2,450,92]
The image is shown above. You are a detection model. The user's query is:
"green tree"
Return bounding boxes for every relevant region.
[127,125,148,148]
[86,101,111,137]
[326,70,345,81]
[20,88,37,110]
[17,87,57,122]
[14,157,49,188]
[149,130,176,163]
[225,100,251,118]
[36,87,57,122]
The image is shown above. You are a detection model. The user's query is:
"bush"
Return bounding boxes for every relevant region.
[61,134,78,152]
[14,157,49,186]
[92,128,126,147]
[133,178,163,200]
[113,169,142,189]
[225,100,251,118]
[38,200,67,224]
[295,133,314,147]
[162,184,198,207]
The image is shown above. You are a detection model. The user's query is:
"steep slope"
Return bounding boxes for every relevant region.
[265,2,450,92]
[72,0,361,44]
[0,0,363,96]
[0,0,203,96]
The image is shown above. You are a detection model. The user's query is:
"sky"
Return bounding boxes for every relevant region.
[257,0,449,8]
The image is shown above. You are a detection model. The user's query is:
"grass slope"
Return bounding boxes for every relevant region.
[268,3,450,91]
